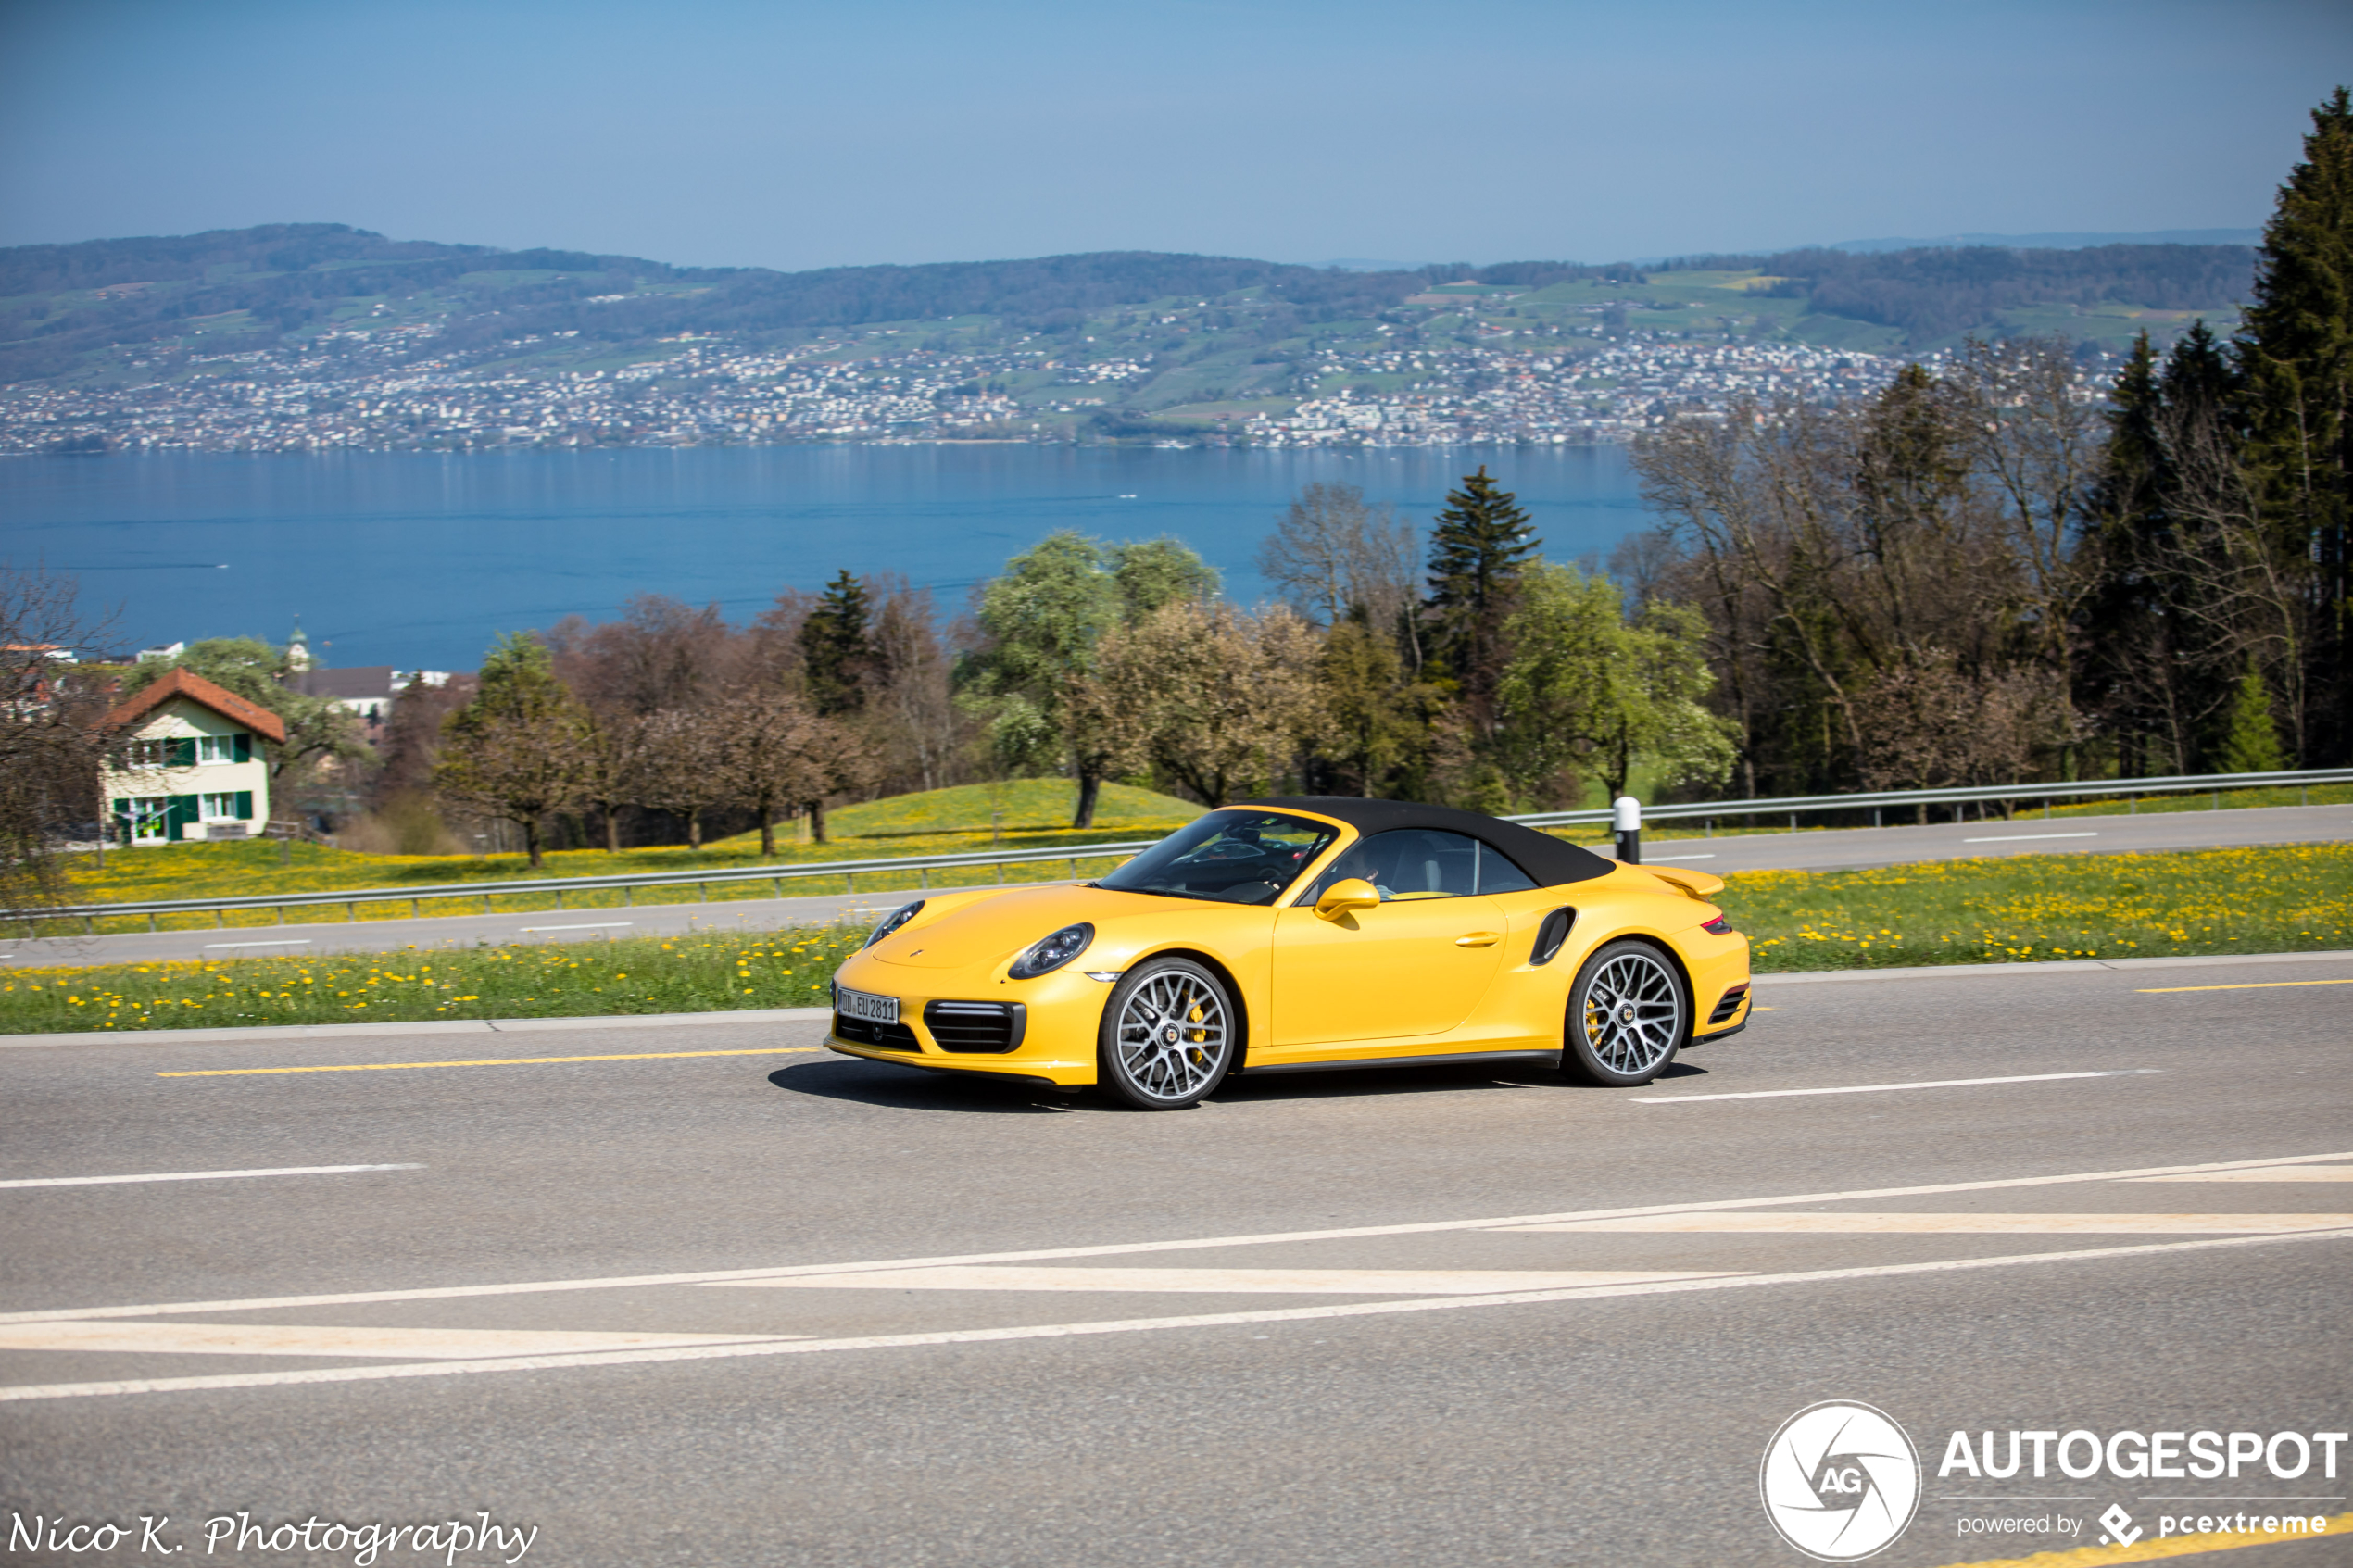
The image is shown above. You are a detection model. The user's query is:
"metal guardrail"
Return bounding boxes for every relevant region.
[1504,768,2353,831]
[21,840,1161,933]
[19,767,2347,935]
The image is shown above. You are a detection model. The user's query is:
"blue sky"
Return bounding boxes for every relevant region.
[1,0,2346,270]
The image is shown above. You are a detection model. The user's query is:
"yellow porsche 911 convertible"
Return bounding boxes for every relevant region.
[825,797,1751,1110]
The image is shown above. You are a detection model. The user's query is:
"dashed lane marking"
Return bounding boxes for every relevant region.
[1963,832,2100,843]
[1634,1070,2157,1103]
[3,1149,2345,1327]
[0,1163,422,1190]
[3,1229,2345,1402]
[157,1047,824,1076]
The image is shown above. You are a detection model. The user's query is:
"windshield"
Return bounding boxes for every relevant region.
[1097,810,1340,906]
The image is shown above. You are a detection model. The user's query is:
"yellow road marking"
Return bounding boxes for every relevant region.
[158,1047,824,1077]
[1931,1510,2350,1565]
[2136,978,2353,993]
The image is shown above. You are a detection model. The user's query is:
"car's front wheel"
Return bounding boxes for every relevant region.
[1563,939,1687,1086]
[1098,958,1234,1110]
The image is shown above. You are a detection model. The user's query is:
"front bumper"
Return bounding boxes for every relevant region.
[824,962,1107,1087]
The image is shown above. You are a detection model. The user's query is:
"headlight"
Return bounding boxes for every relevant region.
[1008,922,1093,979]
[864,900,925,948]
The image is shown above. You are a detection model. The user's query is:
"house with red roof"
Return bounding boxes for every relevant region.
[99,668,287,845]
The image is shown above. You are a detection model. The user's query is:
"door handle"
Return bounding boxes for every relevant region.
[1454,932,1502,947]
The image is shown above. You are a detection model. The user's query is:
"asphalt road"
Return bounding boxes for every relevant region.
[3,952,2348,1567]
[12,803,2349,970]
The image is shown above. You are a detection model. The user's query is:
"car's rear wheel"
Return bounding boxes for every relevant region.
[1098,958,1234,1110]
[1563,939,1686,1086]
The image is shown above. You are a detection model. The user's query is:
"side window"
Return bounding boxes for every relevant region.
[1304,830,1483,902]
[196,735,236,764]
[1477,843,1540,895]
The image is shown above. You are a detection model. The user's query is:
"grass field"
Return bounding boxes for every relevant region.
[1729,842,2351,972]
[6,844,2342,1035]
[31,780,1200,938]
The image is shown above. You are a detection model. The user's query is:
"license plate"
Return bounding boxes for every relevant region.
[836,986,899,1025]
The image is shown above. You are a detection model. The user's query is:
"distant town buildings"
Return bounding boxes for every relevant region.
[0,327,1919,454]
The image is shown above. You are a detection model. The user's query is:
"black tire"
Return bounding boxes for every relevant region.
[1096,958,1235,1110]
[1562,939,1688,1086]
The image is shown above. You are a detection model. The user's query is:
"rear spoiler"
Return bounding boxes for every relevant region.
[1644,865,1725,900]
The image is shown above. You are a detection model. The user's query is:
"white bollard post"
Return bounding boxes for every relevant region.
[1613,796,1642,864]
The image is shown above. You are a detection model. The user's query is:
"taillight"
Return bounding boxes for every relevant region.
[1701,916,1732,935]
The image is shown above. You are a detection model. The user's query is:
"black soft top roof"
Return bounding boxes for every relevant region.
[1239,797,1616,887]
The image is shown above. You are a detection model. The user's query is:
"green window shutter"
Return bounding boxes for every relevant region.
[233,734,252,762]
[111,799,132,845]
[233,791,253,819]
[167,736,197,767]
[166,795,200,842]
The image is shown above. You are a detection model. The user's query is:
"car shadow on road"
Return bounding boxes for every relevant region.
[1210,1057,1709,1104]
[765,1060,1084,1114]
[768,1055,1710,1114]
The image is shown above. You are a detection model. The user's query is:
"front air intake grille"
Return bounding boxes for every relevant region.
[835,1012,921,1050]
[923,1000,1028,1054]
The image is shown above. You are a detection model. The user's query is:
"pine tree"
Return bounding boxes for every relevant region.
[1423,465,1539,730]
[799,570,874,717]
[2215,661,2288,774]
[2235,86,2352,764]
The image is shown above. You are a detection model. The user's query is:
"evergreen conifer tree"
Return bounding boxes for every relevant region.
[2235,86,2352,763]
[2216,661,2288,773]
[1423,465,1539,730]
[799,570,875,716]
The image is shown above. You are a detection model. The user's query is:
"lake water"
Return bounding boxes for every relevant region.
[0,444,1649,671]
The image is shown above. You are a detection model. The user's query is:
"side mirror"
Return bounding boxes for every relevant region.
[1314,878,1380,922]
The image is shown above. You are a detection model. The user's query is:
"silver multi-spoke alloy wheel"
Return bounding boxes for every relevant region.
[1098,958,1234,1110]
[1563,939,1687,1086]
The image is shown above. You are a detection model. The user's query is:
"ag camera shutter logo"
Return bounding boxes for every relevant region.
[1760,1400,1923,1561]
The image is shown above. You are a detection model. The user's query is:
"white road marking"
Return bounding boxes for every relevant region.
[714,1266,1740,1295]
[0,1163,422,1191]
[1635,1070,2157,1103]
[1495,1212,2353,1235]
[2124,1166,2353,1183]
[5,1228,2345,1403]
[516,923,634,933]
[6,1149,2346,1327]
[0,1323,792,1359]
[1643,854,1717,862]
[202,939,311,949]
[1962,832,2100,843]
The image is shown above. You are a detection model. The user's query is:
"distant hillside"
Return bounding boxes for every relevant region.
[0,223,2260,386]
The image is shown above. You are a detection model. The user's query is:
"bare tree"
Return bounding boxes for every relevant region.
[862,579,975,796]
[631,706,737,850]
[547,594,738,717]
[1,564,120,912]
[1257,483,1420,661]
[431,713,588,868]
[710,690,874,857]
[575,708,648,854]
